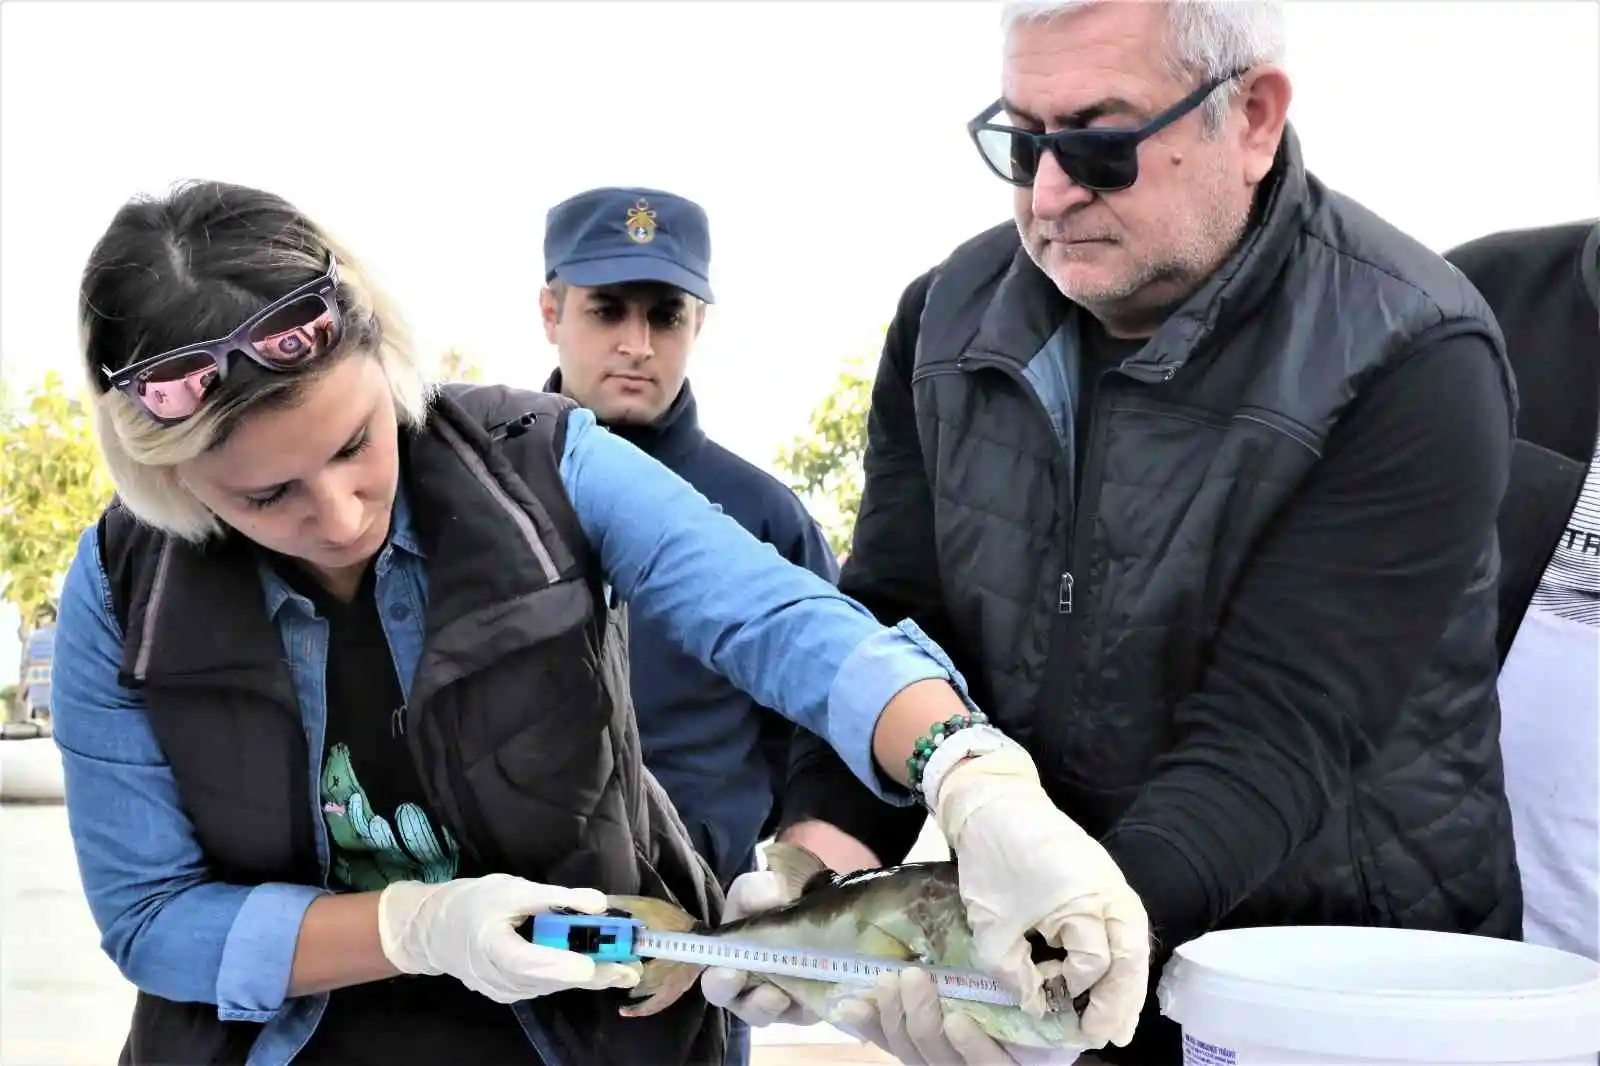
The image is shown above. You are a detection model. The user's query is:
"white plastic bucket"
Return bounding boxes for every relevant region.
[1157,926,1600,1065]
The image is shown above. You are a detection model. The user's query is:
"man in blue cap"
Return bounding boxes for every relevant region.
[539,185,838,1064]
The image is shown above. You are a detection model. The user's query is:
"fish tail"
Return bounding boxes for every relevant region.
[606,894,708,1018]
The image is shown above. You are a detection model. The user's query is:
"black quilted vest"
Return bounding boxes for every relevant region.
[97,384,726,1066]
[907,127,1522,937]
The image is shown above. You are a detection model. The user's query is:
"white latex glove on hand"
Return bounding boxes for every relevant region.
[378,873,641,1003]
[698,870,821,1027]
[834,968,1090,1066]
[933,745,1150,1048]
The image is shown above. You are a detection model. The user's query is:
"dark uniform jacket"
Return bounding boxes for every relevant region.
[544,371,838,889]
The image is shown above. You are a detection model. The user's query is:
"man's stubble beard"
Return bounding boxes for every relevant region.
[1023,154,1249,337]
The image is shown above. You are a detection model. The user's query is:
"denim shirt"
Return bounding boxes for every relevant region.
[51,407,974,1066]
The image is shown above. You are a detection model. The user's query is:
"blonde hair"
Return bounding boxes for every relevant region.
[80,183,435,542]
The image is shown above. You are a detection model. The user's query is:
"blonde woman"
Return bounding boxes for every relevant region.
[52,180,1149,1066]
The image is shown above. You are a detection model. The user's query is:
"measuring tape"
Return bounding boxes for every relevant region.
[636,929,1022,1007]
[530,912,1022,1007]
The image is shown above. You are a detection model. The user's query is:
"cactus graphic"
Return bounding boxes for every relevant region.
[395,804,458,883]
[321,744,367,854]
[319,741,459,890]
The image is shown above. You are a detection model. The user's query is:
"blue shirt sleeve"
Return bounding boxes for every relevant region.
[557,407,976,803]
[50,524,325,1022]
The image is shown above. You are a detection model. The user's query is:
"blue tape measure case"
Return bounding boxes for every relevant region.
[529,907,644,963]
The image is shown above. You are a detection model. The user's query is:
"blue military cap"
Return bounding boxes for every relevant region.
[543,186,714,304]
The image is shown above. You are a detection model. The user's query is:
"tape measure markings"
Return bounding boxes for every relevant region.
[635,931,1022,1008]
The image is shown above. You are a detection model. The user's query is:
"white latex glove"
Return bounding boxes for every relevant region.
[698,870,821,1027]
[378,873,641,1003]
[833,968,1091,1066]
[933,746,1150,1048]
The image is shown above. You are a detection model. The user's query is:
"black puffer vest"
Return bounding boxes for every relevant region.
[909,127,1521,936]
[97,384,725,1066]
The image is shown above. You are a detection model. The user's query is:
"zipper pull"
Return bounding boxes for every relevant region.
[490,410,539,442]
[1058,572,1074,614]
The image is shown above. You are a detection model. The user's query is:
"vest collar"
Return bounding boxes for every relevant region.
[968,122,1311,381]
[543,367,705,466]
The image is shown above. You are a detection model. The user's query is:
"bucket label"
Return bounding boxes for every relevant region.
[1182,1033,1239,1066]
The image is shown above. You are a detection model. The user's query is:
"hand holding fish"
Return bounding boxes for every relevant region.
[698,869,820,1026]
[834,968,1091,1065]
[607,731,1146,1058]
[928,741,1151,1049]
[609,833,1122,1058]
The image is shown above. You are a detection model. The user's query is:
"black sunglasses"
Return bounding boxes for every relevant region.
[967,71,1242,192]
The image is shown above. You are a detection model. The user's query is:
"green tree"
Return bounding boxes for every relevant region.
[0,371,114,718]
[774,341,878,557]
[438,347,485,383]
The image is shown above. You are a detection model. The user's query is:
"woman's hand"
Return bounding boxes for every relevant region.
[377,874,641,1003]
[931,746,1150,1049]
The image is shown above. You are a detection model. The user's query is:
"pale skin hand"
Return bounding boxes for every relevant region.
[287,892,401,996]
[777,819,883,875]
[280,679,964,994]
[870,678,977,790]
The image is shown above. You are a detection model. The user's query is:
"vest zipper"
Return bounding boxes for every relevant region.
[1068,377,1115,666]
[955,352,1124,693]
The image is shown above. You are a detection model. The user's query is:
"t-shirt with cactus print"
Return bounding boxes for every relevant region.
[321,740,458,891]
[271,555,463,893]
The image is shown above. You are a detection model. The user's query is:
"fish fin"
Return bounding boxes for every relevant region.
[604,894,708,1018]
[607,894,700,934]
[856,922,918,962]
[618,959,708,1018]
[762,841,834,898]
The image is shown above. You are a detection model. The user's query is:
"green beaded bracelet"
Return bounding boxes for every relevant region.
[906,709,990,802]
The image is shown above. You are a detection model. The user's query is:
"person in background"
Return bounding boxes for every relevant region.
[24,602,57,721]
[52,178,1147,1066]
[538,185,839,1066]
[539,185,838,887]
[703,2,1523,1064]
[1446,218,1600,964]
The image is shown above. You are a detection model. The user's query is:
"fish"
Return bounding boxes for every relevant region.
[607,841,1090,1051]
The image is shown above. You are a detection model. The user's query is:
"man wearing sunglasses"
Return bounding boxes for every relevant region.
[704,2,1522,1064]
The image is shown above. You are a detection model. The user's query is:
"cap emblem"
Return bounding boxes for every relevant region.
[625,199,658,244]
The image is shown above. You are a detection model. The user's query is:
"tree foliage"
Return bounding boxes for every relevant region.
[438,346,486,383]
[0,371,114,623]
[773,340,879,556]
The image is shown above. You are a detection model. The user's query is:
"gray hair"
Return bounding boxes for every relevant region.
[1000,0,1287,136]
